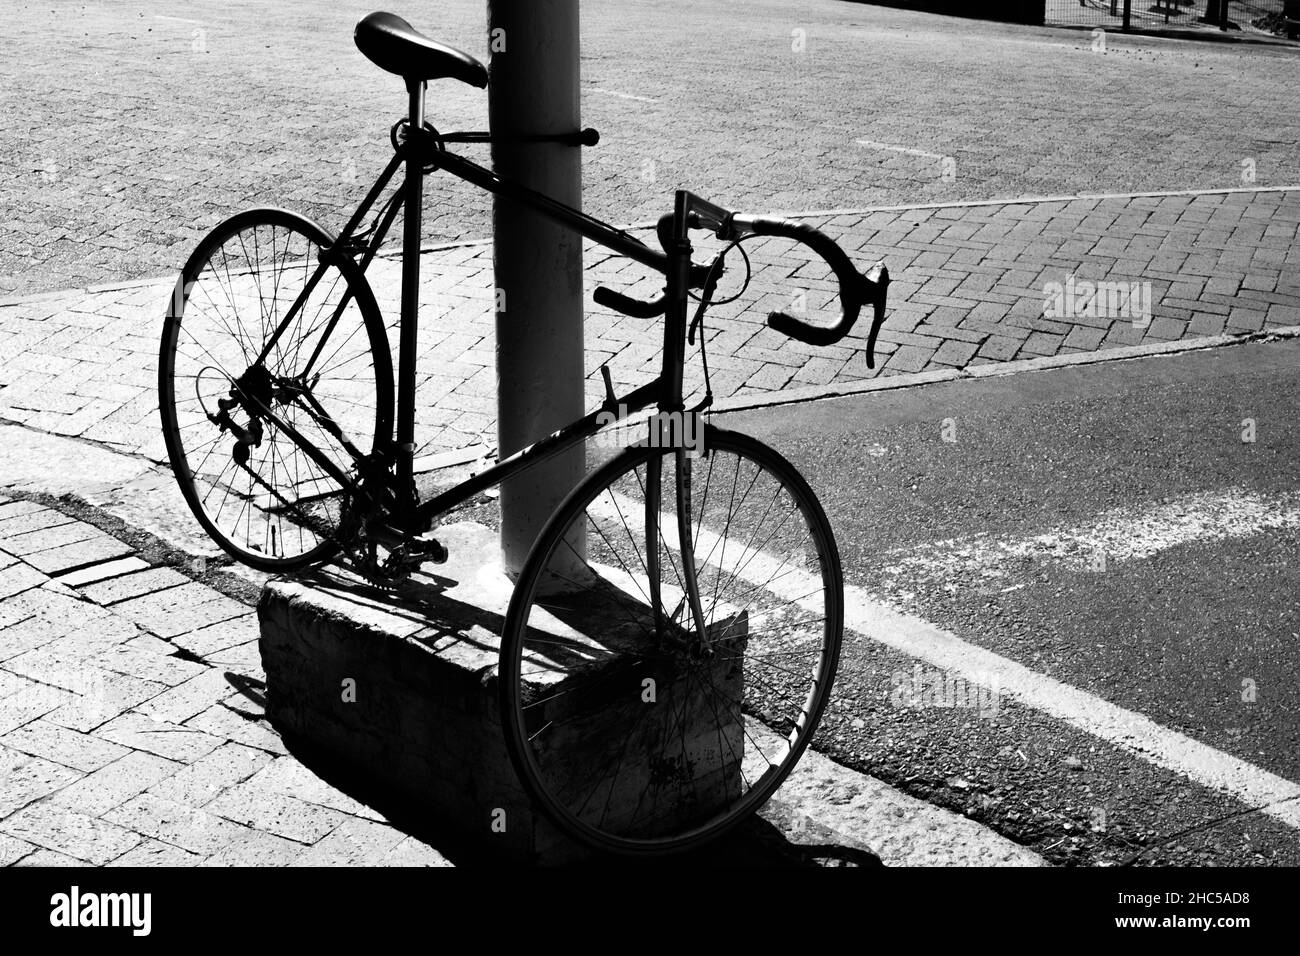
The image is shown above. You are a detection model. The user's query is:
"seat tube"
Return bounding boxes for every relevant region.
[395,78,426,506]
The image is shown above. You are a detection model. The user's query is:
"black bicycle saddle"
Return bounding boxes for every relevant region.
[355,12,488,88]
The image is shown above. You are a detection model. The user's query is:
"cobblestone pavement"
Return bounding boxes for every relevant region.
[0,493,451,866]
[1,0,1297,295]
[2,187,1297,461]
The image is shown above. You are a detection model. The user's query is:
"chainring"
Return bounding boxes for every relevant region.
[337,469,438,589]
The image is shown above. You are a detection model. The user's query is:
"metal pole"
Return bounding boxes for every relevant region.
[1123,0,1132,30]
[395,80,426,509]
[487,0,585,576]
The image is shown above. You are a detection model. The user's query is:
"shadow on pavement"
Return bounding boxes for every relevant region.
[276,729,882,868]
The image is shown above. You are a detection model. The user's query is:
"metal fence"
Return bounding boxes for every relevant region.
[1044,0,1291,35]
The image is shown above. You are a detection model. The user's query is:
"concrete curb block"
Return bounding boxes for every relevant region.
[0,288,83,308]
[774,741,1045,866]
[83,275,179,295]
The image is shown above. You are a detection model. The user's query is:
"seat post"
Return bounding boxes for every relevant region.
[407,76,426,133]
[394,79,426,509]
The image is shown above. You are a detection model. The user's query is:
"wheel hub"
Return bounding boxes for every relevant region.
[235,363,275,412]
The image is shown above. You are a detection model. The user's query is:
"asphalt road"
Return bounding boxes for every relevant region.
[717,336,1300,865]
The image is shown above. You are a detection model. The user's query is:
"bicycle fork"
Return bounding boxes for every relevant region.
[641,447,712,653]
[675,450,712,651]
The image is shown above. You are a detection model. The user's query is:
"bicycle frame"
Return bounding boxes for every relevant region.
[237,81,710,543]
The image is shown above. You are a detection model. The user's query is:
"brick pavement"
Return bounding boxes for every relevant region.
[1,0,1297,296]
[0,495,450,865]
[1,186,1296,462]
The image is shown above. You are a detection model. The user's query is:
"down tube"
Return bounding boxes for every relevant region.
[412,379,663,529]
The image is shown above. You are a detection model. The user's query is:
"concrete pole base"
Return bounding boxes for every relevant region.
[256,520,745,863]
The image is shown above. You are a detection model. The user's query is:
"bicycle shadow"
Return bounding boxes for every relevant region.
[507,800,885,869]
[305,559,667,676]
[299,563,509,660]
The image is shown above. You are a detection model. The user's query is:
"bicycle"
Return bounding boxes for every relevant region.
[158,11,891,857]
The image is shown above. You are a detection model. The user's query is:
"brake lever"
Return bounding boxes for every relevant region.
[861,262,890,369]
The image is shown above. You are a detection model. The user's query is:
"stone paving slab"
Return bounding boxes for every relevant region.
[1,187,1296,464]
[0,496,452,866]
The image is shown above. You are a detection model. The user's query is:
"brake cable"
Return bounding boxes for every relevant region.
[688,237,752,310]
[688,239,752,411]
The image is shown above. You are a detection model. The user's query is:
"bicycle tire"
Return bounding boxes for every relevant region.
[498,425,843,856]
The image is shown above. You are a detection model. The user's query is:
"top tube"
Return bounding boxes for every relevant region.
[428,147,711,286]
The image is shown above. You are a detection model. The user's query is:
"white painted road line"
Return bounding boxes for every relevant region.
[603,487,1300,833]
[835,593,1300,831]
[588,88,657,103]
[854,139,947,161]
[878,487,1300,593]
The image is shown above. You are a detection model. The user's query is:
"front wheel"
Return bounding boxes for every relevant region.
[498,426,843,856]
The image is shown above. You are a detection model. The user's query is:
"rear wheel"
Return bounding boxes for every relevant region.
[499,426,843,855]
[158,208,393,571]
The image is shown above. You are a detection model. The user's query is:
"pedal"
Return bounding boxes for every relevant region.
[410,534,448,564]
[369,524,448,565]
